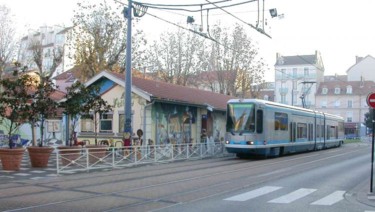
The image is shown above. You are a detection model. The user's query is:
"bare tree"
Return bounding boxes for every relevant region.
[205,23,266,97]
[0,5,17,76]
[28,39,64,80]
[70,0,147,81]
[146,27,204,85]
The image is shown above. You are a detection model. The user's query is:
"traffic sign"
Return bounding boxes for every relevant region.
[367,93,375,108]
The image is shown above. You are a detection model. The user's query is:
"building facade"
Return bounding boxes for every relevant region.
[316,77,374,137]
[74,71,233,146]
[347,55,375,82]
[274,51,325,109]
[18,25,73,78]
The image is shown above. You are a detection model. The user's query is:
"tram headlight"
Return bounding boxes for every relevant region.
[225,140,230,144]
[246,141,254,145]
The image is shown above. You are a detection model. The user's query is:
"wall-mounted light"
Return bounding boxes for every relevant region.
[269,8,278,18]
[187,16,195,24]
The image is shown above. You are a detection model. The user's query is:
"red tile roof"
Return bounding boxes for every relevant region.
[109,72,234,111]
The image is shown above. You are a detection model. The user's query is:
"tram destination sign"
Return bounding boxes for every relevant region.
[367,92,375,108]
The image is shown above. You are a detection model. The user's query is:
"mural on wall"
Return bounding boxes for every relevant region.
[152,103,196,145]
[212,113,226,143]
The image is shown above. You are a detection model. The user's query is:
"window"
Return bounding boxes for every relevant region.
[322,88,328,94]
[293,68,297,77]
[346,111,353,122]
[304,67,309,76]
[297,123,307,139]
[256,110,263,133]
[327,125,337,139]
[293,80,297,90]
[308,123,313,140]
[334,87,340,94]
[275,112,288,131]
[316,124,321,138]
[346,86,352,94]
[100,113,113,132]
[281,69,286,80]
[81,114,94,132]
[334,100,340,108]
[347,100,353,108]
[321,101,327,108]
[281,94,286,104]
[264,95,269,101]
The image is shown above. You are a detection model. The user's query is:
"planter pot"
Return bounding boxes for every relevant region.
[0,148,25,171]
[86,145,107,164]
[57,146,82,166]
[27,146,54,168]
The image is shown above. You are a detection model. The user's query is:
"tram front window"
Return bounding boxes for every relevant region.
[226,103,255,133]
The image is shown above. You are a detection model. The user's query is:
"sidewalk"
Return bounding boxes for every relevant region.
[0,152,59,182]
[352,176,375,209]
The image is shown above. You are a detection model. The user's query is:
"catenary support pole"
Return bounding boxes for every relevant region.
[124,0,133,137]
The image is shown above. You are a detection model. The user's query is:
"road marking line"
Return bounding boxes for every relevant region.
[224,186,282,201]
[268,188,316,204]
[311,190,345,205]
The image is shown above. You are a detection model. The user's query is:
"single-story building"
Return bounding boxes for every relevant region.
[76,71,234,146]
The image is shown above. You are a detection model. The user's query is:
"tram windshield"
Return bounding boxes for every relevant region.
[226,103,255,133]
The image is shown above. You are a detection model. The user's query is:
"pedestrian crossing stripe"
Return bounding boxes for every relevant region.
[224,186,282,201]
[224,186,346,206]
[268,188,317,204]
[311,190,345,205]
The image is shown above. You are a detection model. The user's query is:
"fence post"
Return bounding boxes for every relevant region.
[86,148,89,172]
[56,151,60,175]
[112,147,115,168]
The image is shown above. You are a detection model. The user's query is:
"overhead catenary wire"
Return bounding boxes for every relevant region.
[204,0,271,38]
[115,0,240,52]
[133,0,258,13]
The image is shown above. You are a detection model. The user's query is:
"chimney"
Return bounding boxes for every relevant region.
[356,56,363,64]
[276,53,283,65]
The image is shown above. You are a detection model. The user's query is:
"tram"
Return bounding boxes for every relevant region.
[224,99,345,158]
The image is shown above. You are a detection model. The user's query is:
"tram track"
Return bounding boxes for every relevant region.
[3,143,369,211]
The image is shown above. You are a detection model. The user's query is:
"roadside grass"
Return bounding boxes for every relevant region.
[344,138,363,144]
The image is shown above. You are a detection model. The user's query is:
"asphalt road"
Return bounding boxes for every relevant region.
[1,142,374,212]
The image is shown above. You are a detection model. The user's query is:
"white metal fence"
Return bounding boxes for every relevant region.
[56,142,230,174]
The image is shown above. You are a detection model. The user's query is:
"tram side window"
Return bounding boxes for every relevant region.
[327,125,336,139]
[308,123,313,140]
[316,124,320,138]
[326,125,331,139]
[275,112,288,131]
[256,110,263,133]
[297,123,307,139]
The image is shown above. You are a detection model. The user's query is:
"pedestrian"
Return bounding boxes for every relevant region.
[123,132,131,157]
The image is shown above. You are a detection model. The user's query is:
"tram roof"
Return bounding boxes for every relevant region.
[227,99,344,120]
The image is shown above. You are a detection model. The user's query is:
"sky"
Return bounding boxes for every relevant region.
[1,0,375,81]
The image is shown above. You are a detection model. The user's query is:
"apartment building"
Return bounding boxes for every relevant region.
[18,25,73,77]
[274,51,325,109]
[316,76,374,137]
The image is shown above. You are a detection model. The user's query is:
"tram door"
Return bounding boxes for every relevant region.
[315,116,324,150]
[289,122,296,153]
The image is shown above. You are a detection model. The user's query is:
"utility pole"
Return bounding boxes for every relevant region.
[123,1,133,137]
